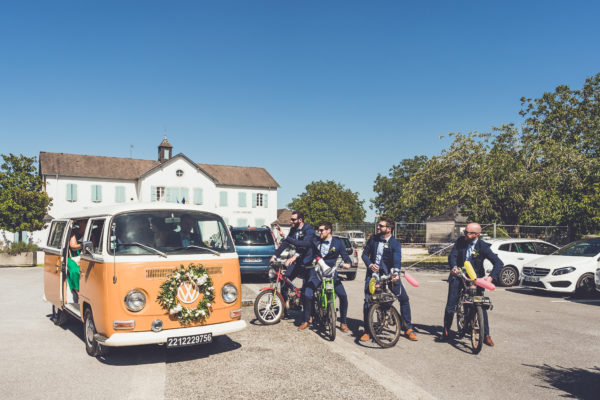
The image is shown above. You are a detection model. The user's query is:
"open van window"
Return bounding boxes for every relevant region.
[109,211,234,255]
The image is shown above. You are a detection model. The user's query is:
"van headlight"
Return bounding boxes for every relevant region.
[553,267,575,276]
[124,290,146,312]
[222,284,238,303]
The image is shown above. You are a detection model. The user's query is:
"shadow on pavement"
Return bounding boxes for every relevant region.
[507,287,600,305]
[525,364,600,400]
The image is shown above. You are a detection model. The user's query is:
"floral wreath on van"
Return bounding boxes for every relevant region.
[157,263,216,325]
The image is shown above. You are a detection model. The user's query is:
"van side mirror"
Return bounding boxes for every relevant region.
[82,241,93,255]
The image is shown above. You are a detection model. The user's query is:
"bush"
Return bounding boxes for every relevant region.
[0,242,38,256]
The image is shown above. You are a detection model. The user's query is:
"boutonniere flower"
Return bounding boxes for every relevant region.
[330,247,336,253]
[472,248,480,258]
[384,243,389,249]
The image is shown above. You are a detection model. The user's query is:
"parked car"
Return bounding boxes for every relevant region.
[338,230,366,248]
[482,239,559,286]
[334,235,359,280]
[231,227,276,277]
[520,238,600,297]
[595,267,600,293]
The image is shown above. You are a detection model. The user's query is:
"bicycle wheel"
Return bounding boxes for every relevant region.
[254,289,283,325]
[471,306,485,354]
[368,304,401,348]
[325,300,336,341]
[456,295,467,338]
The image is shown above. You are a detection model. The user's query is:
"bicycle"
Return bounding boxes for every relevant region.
[367,274,403,348]
[312,276,337,341]
[455,270,494,354]
[254,259,303,325]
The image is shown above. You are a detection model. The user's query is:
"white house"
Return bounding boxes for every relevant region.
[16,138,279,245]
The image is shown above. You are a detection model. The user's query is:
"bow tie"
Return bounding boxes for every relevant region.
[379,238,387,243]
[321,240,330,245]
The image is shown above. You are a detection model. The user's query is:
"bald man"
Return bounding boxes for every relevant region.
[442,223,503,346]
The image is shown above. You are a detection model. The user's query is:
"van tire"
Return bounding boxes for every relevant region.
[84,308,104,357]
[52,305,68,326]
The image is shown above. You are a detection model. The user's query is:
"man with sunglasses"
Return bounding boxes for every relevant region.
[270,211,315,315]
[360,217,418,342]
[441,222,503,346]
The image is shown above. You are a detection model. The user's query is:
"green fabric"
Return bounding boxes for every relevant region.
[67,252,80,292]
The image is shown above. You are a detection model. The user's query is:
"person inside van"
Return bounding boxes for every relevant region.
[151,216,179,248]
[179,214,202,247]
[67,220,87,301]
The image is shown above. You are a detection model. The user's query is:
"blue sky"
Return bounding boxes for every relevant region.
[1,1,599,220]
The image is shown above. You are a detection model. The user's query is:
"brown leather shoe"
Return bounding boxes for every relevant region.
[298,322,309,331]
[340,323,349,332]
[359,332,370,341]
[405,328,418,341]
[484,335,494,346]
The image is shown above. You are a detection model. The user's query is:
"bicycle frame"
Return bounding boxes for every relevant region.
[317,277,336,311]
[260,261,302,308]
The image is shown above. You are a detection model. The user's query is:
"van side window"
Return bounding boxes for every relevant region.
[47,221,67,248]
[88,219,105,253]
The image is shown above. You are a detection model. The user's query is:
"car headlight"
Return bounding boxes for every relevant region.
[553,267,576,276]
[222,283,238,303]
[124,289,146,312]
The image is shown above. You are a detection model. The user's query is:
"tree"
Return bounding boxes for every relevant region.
[288,180,366,226]
[0,154,52,242]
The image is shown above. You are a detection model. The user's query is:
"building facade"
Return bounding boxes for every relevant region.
[10,138,279,245]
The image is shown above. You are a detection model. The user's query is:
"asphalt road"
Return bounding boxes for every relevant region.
[1,267,599,400]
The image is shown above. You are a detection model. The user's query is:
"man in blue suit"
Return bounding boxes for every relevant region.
[360,217,417,342]
[289,221,352,331]
[442,222,503,346]
[270,211,315,313]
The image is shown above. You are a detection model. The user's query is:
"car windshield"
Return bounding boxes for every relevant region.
[109,211,234,255]
[555,239,600,257]
[232,230,274,246]
[339,237,352,249]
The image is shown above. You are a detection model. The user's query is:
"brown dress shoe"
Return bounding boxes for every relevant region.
[359,332,370,341]
[298,322,309,331]
[340,323,349,332]
[405,328,418,341]
[484,335,495,346]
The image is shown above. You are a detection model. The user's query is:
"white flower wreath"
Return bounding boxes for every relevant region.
[157,263,215,325]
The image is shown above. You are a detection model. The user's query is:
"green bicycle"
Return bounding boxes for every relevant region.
[312,277,337,341]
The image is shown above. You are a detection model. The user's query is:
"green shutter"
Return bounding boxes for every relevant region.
[239,192,246,207]
[180,187,189,204]
[252,193,257,208]
[66,184,78,202]
[194,188,203,205]
[219,191,228,207]
[116,186,125,203]
[151,186,157,202]
[91,185,102,202]
[166,187,177,203]
[264,193,268,208]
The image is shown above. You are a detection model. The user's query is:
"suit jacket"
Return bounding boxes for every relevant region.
[448,236,503,281]
[361,234,402,277]
[301,236,352,286]
[273,223,316,266]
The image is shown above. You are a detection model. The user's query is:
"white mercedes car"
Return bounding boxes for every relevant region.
[520,238,600,297]
[483,239,559,286]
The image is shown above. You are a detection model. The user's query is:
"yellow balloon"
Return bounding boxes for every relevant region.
[464,261,477,280]
[368,277,377,294]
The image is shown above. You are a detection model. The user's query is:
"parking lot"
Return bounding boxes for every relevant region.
[1,266,599,399]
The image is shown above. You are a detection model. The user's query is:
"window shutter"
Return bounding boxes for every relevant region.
[13,232,19,242]
[151,186,157,202]
[66,185,72,201]
[264,193,268,208]
[219,191,228,207]
[238,192,246,207]
[116,186,125,203]
[180,187,189,204]
[92,185,102,202]
[252,193,257,208]
[166,187,175,203]
[194,188,203,205]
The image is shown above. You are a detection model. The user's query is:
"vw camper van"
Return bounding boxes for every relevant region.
[42,204,246,356]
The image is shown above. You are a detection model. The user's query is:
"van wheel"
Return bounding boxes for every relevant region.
[574,273,595,298]
[84,308,105,357]
[52,305,68,326]
[499,266,518,287]
[345,272,357,281]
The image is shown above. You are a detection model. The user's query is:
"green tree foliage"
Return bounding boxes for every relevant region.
[0,154,52,242]
[288,180,366,226]
[373,73,600,237]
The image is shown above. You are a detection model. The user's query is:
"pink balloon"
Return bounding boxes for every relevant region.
[475,278,495,291]
[404,272,419,287]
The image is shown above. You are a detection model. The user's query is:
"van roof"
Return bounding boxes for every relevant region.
[54,203,220,220]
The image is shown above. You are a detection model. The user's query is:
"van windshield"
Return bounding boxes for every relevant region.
[232,230,274,246]
[109,211,234,255]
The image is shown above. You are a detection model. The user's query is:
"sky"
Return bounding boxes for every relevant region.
[2,0,599,221]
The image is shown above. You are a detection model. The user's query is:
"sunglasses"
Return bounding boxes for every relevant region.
[317,228,330,232]
[464,231,480,235]
[290,218,298,222]
[377,224,389,228]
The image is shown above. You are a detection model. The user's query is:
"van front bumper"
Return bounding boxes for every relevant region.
[98,320,247,347]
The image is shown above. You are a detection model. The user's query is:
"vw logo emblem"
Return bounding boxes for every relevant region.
[530,268,536,276]
[177,282,200,304]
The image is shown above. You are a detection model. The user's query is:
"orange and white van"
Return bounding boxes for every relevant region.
[42,203,246,356]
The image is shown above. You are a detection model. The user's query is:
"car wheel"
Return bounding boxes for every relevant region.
[499,266,518,287]
[575,273,595,298]
[345,272,357,281]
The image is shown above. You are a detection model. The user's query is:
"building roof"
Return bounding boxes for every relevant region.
[39,152,279,188]
[272,208,292,226]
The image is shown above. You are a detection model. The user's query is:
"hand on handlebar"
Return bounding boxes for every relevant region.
[484,276,493,283]
[370,264,380,273]
[451,266,460,275]
[342,263,350,269]
[391,273,400,282]
[284,256,297,267]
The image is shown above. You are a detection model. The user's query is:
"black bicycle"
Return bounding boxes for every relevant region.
[367,275,403,348]
[455,272,493,354]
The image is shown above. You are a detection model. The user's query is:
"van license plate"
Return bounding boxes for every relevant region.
[244,258,261,262]
[166,333,212,348]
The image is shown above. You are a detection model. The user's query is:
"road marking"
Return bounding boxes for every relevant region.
[324,334,437,400]
[550,299,600,303]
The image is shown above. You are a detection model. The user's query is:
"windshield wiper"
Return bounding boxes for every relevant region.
[119,242,167,258]
[171,245,220,256]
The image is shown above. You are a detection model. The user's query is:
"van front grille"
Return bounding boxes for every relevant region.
[146,266,223,279]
